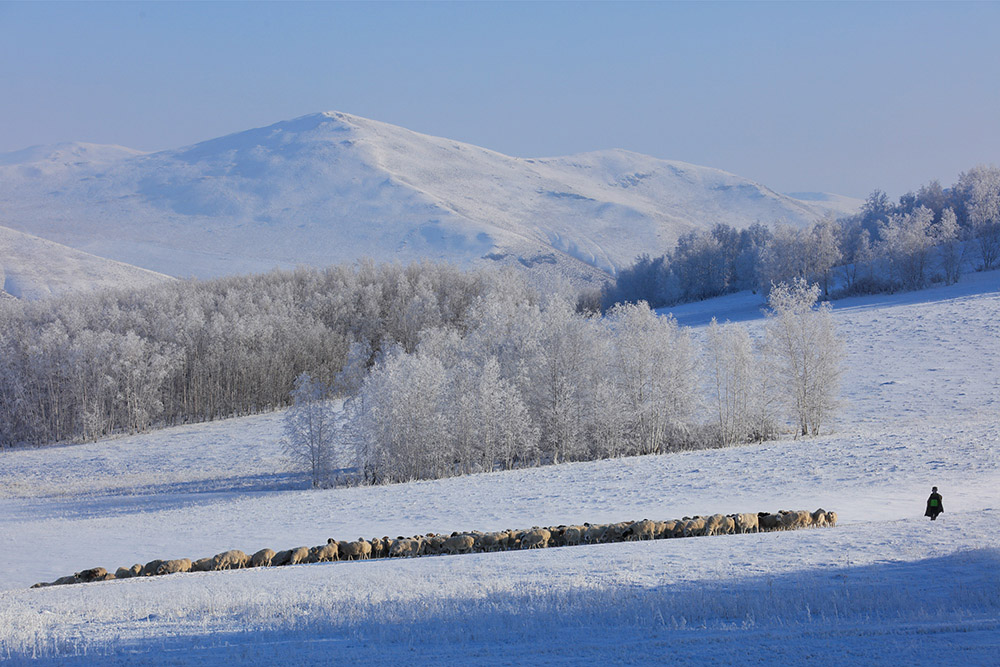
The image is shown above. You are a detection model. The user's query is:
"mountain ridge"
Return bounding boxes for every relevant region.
[0,111,860,286]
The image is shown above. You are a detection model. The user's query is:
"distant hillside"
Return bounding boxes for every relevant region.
[787,191,864,218]
[0,112,848,284]
[0,225,172,299]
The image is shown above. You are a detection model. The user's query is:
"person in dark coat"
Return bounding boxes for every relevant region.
[925,486,944,520]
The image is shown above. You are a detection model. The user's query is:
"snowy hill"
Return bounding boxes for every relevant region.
[786,190,864,218]
[0,113,839,284]
[0,225,172,299]
[0,269,997,663]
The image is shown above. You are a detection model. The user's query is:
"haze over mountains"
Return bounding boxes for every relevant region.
[0,112,860,296]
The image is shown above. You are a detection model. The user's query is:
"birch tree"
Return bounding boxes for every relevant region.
[763,279,844,436]
[283,373,338,487]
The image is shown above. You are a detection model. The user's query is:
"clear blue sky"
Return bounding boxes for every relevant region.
[1,1,998,198]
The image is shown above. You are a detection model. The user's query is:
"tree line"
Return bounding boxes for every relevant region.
[290,276,842,486]
[0,261,490,448]
[602,164,1000,309]
[2,254,844,494]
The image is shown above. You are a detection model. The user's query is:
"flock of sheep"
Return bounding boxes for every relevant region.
[31,508,837,588]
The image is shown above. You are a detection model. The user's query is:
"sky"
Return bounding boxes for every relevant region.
[1,1,998,199]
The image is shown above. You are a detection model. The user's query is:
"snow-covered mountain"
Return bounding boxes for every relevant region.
[0,112,851,285]
[0,225,172,299]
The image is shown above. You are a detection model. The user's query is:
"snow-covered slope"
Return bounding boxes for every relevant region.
[0,113,836,284]
[0,270,997,663]
[787,191,864,218]
[0,225,173,299]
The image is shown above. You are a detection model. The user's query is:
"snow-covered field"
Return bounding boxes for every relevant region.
[1,271,998,664]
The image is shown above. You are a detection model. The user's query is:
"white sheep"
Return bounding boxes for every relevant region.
[780,510,813,531]
[476,532,504,552]
[140,559,165,577]
[389,538,421,558]
[423,534,446,556]
[734,513,759,534]
[520,528,551,549]
[626,519,656,541]
[251,548,276,568]
[704,514,727,536]
[156,558,192,576]
[561,526,585,547]
[443,534,475,555]
[308,540,340,563]
[686,517,709,537]
[757,512,782,531]
[339,539,375,561]
[192,557,215,572]
[211,550,250,570]
[115,564,143,579]
[369,537,390,559]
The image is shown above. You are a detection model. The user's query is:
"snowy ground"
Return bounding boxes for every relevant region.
[1,271,998,664]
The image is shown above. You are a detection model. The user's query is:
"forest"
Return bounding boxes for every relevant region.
[1,245,842,488]
[601,165,1000,309]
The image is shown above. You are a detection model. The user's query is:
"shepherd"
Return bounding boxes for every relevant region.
[925,486,944,521]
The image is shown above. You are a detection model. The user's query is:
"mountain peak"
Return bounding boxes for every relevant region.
[0,112,843,286]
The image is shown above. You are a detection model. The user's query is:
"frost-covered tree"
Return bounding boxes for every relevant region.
[705,319,772,446]
[808,219,842,297]
[352,349,451,483]
[936,207,964,284]
[956,165,1000,270]
[878,206,936,290]
[283,373,338,487]
[763,279,844,436]
[605,302,698,454]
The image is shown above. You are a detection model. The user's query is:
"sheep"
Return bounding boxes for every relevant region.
[33,574,79,588]
[443,534,475,555]
[308,540,340,563]
[251,548,276,568]
[757,512,782,531]
[211,550,250,570]
[156,559,192,576]
[547,526,568,547]
[116,564,143,579]
[811,508,829,527]
[561,526,585,547]
[76,567,113,583]
[683,517,707,537]
[370,537,390,559]
[780,510,813,531]
[287,546,311,565]
[582,524,605,544]
[734,513,759,534]
[520,528,551,550]
[704,514,727,537]
[601,522,631,543]
[655,520,675,538]
[625,519,656,541]
[825,511,838,527]
[192,557,215,572]
[140,559,165,577]
[389,538,421,558]
[357,539,372,559]
[475,532,502,552]
[423,534,446,556]
[338,539,373,561]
